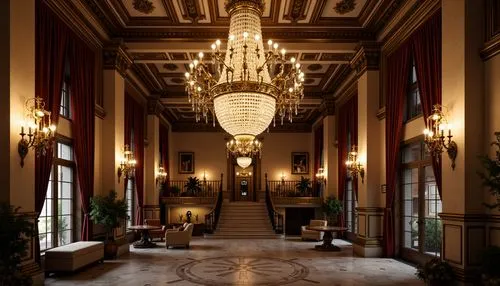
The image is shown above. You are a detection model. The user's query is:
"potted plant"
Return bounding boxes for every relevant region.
[169,185,181,197]
[321,196,343,226]
[0,203,34,286]
[416,258,454,286]
[185,176,202,196]
[478,132,500,210]
[90,190,128,259]
[481,246,500,285]
[296,176,311,196]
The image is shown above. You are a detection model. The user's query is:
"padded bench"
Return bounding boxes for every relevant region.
[45,241,104,274]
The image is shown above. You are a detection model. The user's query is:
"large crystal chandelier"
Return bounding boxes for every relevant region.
[185,0,305,142]
[226,137,262,168]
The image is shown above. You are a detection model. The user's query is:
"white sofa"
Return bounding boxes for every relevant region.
[165,223,194,249]
[301,220,327,241]
[45,241,104,274]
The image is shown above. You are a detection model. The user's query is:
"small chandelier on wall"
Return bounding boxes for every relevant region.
[345,145,364,183]
[18,97,57,167]
[226,136,262,169]
[117,145,136,183]
[423,104,458,169]
[156,164,167,186]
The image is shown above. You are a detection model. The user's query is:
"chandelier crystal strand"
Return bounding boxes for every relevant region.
[185,0,305,139]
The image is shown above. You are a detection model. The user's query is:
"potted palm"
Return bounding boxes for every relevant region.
[185,177,202,196]
[478,132,500,210]
[90,190,128,259]
[0,203,34,286]
[296,176,311,196]
[321,196,343,226]
[416,258,455,286]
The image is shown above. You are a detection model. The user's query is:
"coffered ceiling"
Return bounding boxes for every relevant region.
[81,0,402,131]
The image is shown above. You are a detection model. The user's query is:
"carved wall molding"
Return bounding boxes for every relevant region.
[160,197,216,205]
[272,197,322,206]
[319,97,335,117]
[132,0,155,14]
[350,41,381,75]
[103,41,133,77]
[147,97,165,116]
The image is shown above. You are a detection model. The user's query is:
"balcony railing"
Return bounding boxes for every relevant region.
[267,180,321,197]
[163,180,220,197]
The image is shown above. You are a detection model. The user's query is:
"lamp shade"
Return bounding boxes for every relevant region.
[236,156,252,169]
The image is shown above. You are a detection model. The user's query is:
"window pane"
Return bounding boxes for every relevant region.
[57,143,73,161]
[58,230,72,246]
[59,182,73,199]
[59,199,72,215]
[58,165,73,182]
[402,142,422,163]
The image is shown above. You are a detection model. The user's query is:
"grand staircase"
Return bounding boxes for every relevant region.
[209,202,280,239]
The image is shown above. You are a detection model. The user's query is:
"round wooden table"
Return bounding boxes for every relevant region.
[306,226,347,251]
[128,225,162,248]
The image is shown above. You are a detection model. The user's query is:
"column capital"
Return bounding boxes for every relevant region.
[350,41,380,75]
[103,40,133,77]
[319,97,335,117]
[147,97,165,116]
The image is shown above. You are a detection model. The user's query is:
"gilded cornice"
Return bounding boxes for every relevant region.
[350,41,381,75]
[103,41,133,77]
[147,97,165,116]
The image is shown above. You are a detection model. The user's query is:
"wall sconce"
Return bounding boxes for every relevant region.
[315,167,326,183]
[18,98,56,167]
[156,165,167,186]
[117,144,136,183]
[346,145,365,183]
[423,104,458,169]
[280,171,286,182]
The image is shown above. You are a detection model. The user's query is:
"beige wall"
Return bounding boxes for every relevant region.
[94,116,103,195]
[260,132,313,181]
[484,55,500,214]
[169,132,227,181]
[169,132,313,184]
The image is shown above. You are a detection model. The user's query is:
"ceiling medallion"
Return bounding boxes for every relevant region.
[133,0,155,14]
[185,0,306,141]
[334,0,356,15]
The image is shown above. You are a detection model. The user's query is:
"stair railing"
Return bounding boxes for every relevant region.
[204,173,224,234]
[265,173,284,234]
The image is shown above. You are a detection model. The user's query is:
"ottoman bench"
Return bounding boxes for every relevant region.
[45,241,104,274]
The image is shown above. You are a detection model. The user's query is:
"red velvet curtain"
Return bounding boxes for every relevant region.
[69,40,95,241]
[34,0,70,263]
[412,11,442,198]
[133,103,145,225]
[159,123,169,176]
[384,43,411,258]
[337,95,357,227]
[125,94,145,225]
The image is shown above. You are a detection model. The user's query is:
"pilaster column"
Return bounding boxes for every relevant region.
[320,98,337,198]
[440,0,486,281]
[350,42,384,257]
[145,98,163,208]
[100,42,132,197]
[0,0,43,283]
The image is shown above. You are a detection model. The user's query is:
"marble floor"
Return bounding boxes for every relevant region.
[45,238,424,286]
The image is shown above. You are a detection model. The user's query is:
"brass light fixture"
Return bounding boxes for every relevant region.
[226,136,262,169]
[315,167,326,183]
[345,145,364,183]
[117,145,136,183]
[156,165,167,186]
[423,104,458,169]
[185,0,305,142]
[18,97,57,167]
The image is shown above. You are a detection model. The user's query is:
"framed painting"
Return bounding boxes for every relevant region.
[291,152,309,174]
[178,152,195,174]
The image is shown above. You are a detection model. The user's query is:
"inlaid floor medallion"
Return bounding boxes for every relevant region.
[175,256,310,286]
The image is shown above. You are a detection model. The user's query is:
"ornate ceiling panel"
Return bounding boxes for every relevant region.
[80,0,403,131]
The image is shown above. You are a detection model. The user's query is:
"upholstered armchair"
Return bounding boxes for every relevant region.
[301,220,327,241]
[165,223,194,249]
[144,219,166,241]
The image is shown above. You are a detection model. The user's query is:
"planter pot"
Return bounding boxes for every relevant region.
[104,241,118,259]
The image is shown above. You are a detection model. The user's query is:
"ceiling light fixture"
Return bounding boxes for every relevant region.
[185,0,305,142]
[226,136,262,169]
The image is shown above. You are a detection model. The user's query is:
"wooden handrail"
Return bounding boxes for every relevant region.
[264,173,284,234]
[204,173,224,234]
